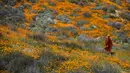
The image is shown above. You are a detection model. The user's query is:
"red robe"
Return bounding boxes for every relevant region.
[105,37,113,52]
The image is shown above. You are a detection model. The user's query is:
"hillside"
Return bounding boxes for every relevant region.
[0,0,130,73]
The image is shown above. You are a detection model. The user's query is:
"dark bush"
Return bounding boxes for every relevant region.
[83,12,92,18]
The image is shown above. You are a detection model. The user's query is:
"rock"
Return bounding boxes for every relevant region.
[57,14,71,23]
[107,22,122,30]
[83,12,91,18]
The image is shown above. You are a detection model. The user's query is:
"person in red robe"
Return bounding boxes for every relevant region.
[105,36,113,53]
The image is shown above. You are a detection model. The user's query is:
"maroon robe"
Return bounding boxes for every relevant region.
[105,37,113,52]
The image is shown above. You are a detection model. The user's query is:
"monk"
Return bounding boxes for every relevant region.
[105,36,113,53]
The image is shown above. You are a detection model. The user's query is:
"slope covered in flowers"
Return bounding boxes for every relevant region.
[0,0,130,73]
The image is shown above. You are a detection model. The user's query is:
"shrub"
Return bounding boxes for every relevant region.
[61,26,78,36]
[102,15,110,19]
[111,0,121,5]
[91,5,103,10]
[83,12,92,18]
[27,0,38,3]
[76,20,89,27]
[69,0,80,3]
[119,12,130,21]
[70,8,81,17]
[102,5,117,13]
[28,33,46,41]
[107,5,117,13]
[91,61,121,73]
[68,0,88,4]
[48,1,56,6]
[38,48,68,72]
[121,43,130,51]
[0,51,34,73]
[57,14,71,23]
[0,6,25,26]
